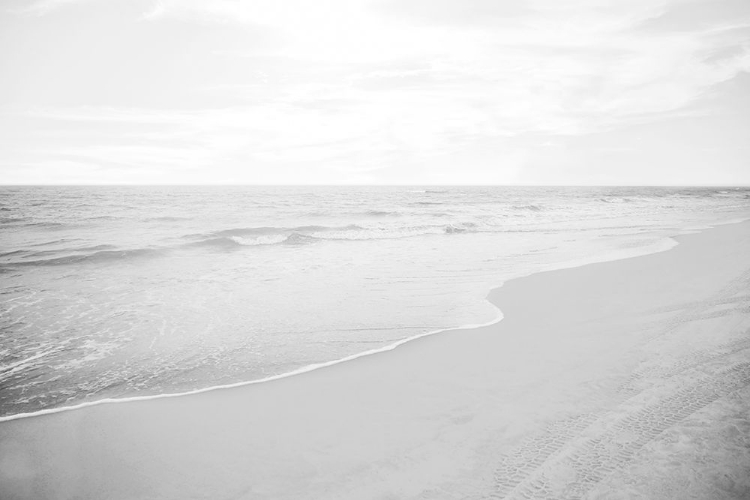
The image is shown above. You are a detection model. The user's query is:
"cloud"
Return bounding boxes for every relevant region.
[142,0,750,125]
[2,0,749,184]
[636,0,750,33]
[8,0,89,16]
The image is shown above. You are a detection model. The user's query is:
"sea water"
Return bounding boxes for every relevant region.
[1,186,749,419]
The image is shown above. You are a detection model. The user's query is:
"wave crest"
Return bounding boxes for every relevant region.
[1,247,164,268]
[186,222,482,247]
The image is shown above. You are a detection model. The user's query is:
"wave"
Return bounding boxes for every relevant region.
[0,249,26,258]
[201,224,363,240]
[0,247,165,268]
[0,217,27,224]
[363,210,400,217]
[26,221,71,229]
[444,222,478,234]
[1,219,79,229]
[29,238,82,247]
[2,221,486,266]
[187,223,376,248]
[24,244,117,258]
[192,233,315,249]
[185,222,483,248]
[308,222,479,240]
[599,197,633,204]
[147,216,191,222]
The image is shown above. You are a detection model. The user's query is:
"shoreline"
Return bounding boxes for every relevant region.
[0,315,506,424]
[0,217,745,424]
[1,218,749,499]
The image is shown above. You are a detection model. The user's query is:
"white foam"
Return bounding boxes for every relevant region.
[230,234,288,246]
[0,348,57,377]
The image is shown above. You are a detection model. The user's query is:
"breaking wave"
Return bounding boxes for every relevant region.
[1,221,485,267]
[185,222,482,248]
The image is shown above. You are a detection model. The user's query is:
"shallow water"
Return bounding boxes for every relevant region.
[1,185,748,418]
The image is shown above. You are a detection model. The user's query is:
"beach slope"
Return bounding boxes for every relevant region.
[2,221,749,500]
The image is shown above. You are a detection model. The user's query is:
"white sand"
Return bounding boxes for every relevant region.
[1,221,749,500]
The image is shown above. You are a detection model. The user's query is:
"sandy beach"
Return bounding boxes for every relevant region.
[1,220,749,500]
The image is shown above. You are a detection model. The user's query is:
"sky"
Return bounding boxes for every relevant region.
[0,0,749,185]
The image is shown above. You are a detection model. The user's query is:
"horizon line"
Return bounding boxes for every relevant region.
[1,183,749,188]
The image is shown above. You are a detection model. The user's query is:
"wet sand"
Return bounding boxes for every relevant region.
[1,221,749,500]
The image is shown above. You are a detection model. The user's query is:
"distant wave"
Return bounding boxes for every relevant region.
[444,223,473,234]
[0,249,26,258]
[192,233,315,249]
[19,221,73,230]
[0,247,165,268]
[1,221,485,267]
[148,216,191,222]
[29,238,81,247]
[363,210,400,217]
[23,244,117,258]
[321,224,476,240]
[194,224,363,240]
[310,208,422,218]
[599,197,633,204]
[185,224,361,249]
[513,204,543,211]
[0,217,27,224]
[185,222,483,248]
[2,221,490,267]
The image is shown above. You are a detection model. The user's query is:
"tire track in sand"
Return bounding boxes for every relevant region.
[491,361,750,500]
[489,333,750,498]
[487,263,750,499]
[617,331,750,396]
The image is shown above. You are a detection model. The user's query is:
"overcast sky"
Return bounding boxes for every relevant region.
[1,0,749,185]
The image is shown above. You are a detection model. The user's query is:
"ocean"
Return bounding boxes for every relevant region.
[1,185,748,420]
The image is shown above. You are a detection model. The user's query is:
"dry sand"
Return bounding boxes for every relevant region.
[1,221,749,500]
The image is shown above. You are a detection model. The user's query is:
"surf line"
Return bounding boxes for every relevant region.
[0,300,505,423]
